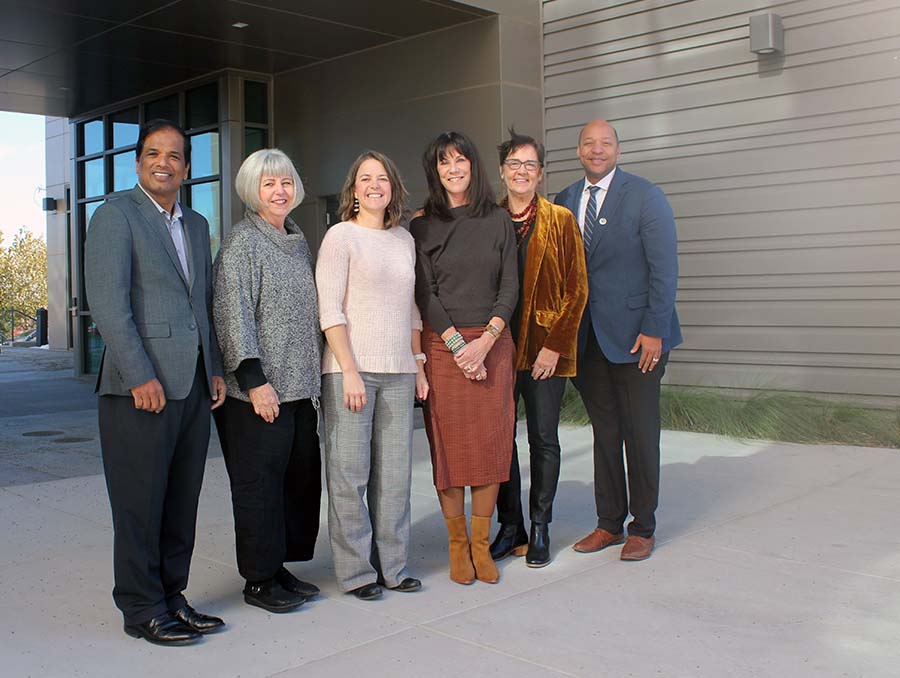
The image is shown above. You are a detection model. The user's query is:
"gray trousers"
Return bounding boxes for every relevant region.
[321,372,416,591]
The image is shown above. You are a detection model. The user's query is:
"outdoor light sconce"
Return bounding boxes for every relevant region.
[749,13,783,54]
[42,197,57,212]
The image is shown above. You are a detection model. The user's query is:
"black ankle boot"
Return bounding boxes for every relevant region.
[489,522,528,560]
[525,522,551,568]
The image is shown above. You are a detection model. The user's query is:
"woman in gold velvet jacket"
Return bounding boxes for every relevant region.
[490,127,588,568]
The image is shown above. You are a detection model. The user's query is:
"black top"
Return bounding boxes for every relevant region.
[410,205,518,335]
[510,221,534,344]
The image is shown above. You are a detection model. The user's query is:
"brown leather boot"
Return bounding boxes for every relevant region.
[470,516,499,584]
[445,515,475,585]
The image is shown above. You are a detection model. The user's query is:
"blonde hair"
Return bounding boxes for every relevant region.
[235,148,305,213]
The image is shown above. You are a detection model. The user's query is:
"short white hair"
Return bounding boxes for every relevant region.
[235,148,305,213]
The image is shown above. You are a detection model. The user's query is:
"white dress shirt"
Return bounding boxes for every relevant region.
[577,168,616,236]
[138,183,191,280]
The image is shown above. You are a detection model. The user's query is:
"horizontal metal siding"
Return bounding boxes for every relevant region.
[542,0,900,399]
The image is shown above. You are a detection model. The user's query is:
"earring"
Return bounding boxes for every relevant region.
[353,196,359,213]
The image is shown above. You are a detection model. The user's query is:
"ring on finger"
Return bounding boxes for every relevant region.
[652,357,660,363]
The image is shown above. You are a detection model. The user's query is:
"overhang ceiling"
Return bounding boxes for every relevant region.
[0,0,491,118]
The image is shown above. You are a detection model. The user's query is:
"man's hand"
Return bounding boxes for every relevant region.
[210,376,227,410]
[630,333,663,373]
[248,383,280,423]
[131,378,166,413]
[531,347,560,380]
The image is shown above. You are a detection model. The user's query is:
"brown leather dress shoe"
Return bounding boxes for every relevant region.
[572,528,625,553]
[620,535,655,561]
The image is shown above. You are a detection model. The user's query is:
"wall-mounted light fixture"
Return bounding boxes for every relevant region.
[42,197,57,212]
[749,13,783,54]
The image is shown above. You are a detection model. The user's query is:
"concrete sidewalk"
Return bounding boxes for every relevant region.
[1,347,898,677]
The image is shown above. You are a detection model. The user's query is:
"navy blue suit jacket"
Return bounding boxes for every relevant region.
[554,168,682,364]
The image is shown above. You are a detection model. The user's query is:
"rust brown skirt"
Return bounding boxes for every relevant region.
[422,324,516,490]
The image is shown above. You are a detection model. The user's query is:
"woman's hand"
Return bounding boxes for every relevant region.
[248,383,280,423]
[415,364,430,400]
[343,371,367,413]
[454,335,493,375]
[531,347,560,380]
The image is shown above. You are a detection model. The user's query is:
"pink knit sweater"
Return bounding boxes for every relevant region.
[316,220,422,374]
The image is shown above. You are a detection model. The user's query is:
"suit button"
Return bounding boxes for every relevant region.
[189,323,196,330]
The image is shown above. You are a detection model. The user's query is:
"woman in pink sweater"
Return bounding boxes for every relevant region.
[316,151,429,601]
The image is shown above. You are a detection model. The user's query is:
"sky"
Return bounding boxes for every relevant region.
[0,111,46,243]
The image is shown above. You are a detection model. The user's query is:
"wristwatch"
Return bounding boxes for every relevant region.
[414,352,427,363]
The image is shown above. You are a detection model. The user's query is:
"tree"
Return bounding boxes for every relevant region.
[0,227,48,341]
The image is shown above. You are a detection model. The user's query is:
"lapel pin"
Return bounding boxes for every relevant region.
[598,218,607,225]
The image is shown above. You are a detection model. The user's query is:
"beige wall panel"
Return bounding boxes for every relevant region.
[676,204,900,243]
[666,362,900,400]
[498,15,542,88]
[544,1,900,398]
[677,326,900,356]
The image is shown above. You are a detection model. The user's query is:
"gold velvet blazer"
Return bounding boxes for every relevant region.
[511,195,588,377]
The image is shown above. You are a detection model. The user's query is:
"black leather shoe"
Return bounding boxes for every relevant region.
[243,579,306,613]
[525,522,551,568]
[124,611,202,646]
[490,522,528,560]
[387,577,422,593]
[349,583,383,601]
[171,604,225,634]
[275,566,320,599]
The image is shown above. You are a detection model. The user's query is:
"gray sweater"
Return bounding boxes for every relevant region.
[213,213,321,403]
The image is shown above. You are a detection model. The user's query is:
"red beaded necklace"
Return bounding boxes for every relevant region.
[507,194,538,246]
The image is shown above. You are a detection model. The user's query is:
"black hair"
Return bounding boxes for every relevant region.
[136,119,191,164]
[421,131,495,221]
[497,126,545,166]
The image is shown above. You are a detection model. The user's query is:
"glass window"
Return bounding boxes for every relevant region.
[83,158,105,198]
[80,119,104,156]
[112,152,136,192]
[84,200,103,229]
[186,82,218,129]
[189,181,221,257]
[82,317,104,375]
[111,108,139,149]
[189,132,219,179]
[244,81,268,125]
[145,94,180,124]
[244,128,268,158]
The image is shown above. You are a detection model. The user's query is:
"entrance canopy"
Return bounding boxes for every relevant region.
[0,0,490,117]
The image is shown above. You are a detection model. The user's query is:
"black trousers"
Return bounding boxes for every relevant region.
[99,360,210,626]
[214,396,321,583]
[496,371,567,526]
[573,330,667,538]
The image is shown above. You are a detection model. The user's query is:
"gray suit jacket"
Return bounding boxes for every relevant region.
[84,184,222,399]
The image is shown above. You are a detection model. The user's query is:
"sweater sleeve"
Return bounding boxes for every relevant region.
[315,228,350,331]
[489,211,519,325]
[412,219,454,335]
[212,235,262,374]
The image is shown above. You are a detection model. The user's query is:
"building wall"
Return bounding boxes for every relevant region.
[542,0,900,402]
[44,116,71,351]
[274,10,543,257]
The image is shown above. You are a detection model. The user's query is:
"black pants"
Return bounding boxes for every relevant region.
[573,330,667,538]
[214,396,321,583]
[496,371,567,526]
[99,361,210,626]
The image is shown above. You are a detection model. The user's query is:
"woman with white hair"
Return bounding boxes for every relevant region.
[213,148,322,613]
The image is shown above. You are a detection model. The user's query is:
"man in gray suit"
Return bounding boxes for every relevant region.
[85,119,227,645]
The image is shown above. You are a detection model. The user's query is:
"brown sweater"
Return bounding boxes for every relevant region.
[410,205,518,335]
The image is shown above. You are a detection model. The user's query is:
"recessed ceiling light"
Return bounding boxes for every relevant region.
[232,22,249,29]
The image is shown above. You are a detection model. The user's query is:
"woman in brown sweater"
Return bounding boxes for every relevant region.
[410,131,518,585]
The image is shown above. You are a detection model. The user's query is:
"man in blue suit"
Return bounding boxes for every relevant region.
[554,119,682,561]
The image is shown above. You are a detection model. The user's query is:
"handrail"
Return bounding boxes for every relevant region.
[2,307,37,344]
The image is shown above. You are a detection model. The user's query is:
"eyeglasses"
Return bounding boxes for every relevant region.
[503,159,542,172]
